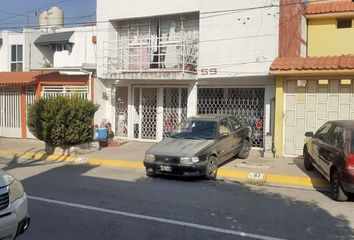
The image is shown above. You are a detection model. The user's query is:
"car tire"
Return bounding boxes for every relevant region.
[238,139,251,159]
[205,156,218,180]
[330,171,348,202]
[303,147,314,171]
[146,170,156,178]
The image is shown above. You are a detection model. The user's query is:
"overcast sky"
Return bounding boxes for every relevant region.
[0,0,96,31]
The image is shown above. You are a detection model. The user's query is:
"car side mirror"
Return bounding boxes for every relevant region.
[305,131,314,137]
[220,133,229,139]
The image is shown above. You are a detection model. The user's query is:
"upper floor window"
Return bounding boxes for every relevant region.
[337,19,352,29]
[11,45,23,72]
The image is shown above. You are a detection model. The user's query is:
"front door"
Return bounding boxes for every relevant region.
[133,87,159,141]
[0,88,22,138]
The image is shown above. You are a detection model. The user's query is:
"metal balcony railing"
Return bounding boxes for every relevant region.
[103,36,198,75]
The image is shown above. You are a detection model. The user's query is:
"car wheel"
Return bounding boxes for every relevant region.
[146,169,156,178]
[303,147,314,171]
[238,139,251,159]
[205,156,218,180]
[330,171,348,202]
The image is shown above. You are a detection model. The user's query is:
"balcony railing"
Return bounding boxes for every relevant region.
[103,36,198,75]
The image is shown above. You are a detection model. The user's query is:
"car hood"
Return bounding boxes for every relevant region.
[147,137,215,156]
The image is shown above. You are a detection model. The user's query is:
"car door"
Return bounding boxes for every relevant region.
[310,123,332,171]
[228,117,244,155]
[320,125,345,179]
[216,118,234,163]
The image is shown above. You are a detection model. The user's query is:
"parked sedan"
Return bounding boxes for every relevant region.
[0,170,30,239]
[144,115,253,180]
[303,121,354,201]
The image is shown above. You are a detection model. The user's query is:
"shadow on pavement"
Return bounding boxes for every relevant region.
[3,160,351,240]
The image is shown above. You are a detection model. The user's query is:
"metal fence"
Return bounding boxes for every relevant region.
[41,86,88,99]
[197,88,265,148]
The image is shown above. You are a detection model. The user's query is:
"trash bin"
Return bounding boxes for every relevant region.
[97,128,108,140]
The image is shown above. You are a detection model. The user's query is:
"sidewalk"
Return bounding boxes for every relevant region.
[0,137,329,191]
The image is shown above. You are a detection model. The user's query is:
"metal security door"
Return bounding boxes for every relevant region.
[26,87,36,139]
[133,87,158,141]
[0,88,22,138]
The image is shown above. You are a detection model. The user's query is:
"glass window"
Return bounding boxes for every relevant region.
[229,117,242,131]
[10,45,23,72]
[219,119,232,135]
[328,126,344,148]
[337,19,352,29]
[351,131,354,153]
[171,119,217,140]
[315,123,332,141]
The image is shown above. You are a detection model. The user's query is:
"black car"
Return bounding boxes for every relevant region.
[304,121,354,201]
[143,115,253,180]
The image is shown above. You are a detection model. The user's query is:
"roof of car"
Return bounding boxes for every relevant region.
[190,115,233,121]
[328,120,354,128]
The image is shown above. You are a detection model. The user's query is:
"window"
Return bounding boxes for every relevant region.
[337,19,352,29]
[229,117,242,131]
[315,123,332,141]
[219,119,232,135]
[328,126,344,149]
[11,45,23,72]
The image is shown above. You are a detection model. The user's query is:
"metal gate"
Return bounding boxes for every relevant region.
[163,88,188,137]
[197,88,265,148]
[26,87,36,139]
[133,87,158,140]
[0,88,21,138]
[115,86,128,138]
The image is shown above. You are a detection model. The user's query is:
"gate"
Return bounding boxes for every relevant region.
[0,88,22,138]
[133,87,158,141]
[26,87,36,139]
[42,86,88,99]
[197,88,265,148]
[115,86,128,138]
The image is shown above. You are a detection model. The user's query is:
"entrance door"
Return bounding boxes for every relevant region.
[0,88,22,138]
[133,87,158,141]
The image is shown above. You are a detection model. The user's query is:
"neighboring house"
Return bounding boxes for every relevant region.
[96,0,282,150]
[271,0,354,156]
[0,7,97,139]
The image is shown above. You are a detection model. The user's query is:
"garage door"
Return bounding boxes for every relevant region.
[284,79,353,156]
[197,87,265,148]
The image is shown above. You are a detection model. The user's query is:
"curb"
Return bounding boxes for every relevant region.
[0,149,329,191]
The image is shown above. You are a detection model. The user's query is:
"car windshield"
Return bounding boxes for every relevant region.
[170,119,217,140]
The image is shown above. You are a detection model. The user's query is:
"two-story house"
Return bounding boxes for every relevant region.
[0,6,97,139]
[96,0,281,151]
[271,0,354,156]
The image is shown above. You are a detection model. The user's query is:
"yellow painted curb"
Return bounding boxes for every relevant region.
[0,149,329,189]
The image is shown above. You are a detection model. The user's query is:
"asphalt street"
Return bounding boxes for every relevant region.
[2,157,354,240]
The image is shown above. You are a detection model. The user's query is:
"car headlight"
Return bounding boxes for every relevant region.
[180,157,199,165]
[145,154,155,161]
[4,174,24,203]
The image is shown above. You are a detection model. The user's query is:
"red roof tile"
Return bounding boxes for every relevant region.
[0,72,41,86]
[270,55,354,71]
[306,0,354,15]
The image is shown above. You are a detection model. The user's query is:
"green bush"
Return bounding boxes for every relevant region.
[27,95,99,147]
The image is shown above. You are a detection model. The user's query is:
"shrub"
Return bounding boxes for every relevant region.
[27,95,99,147]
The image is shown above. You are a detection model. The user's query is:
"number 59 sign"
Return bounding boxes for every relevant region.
[200,68,217,75]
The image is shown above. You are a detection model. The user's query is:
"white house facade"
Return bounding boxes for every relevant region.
[96,0,279,150]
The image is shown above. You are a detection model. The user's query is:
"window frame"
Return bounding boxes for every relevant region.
[10,44,23,72]
[336,18,352,29]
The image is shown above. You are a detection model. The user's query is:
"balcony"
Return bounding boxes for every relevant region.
[102,36,198,80]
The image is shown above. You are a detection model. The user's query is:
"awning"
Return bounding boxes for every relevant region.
[0,72,41,86]
[34,31,75,46]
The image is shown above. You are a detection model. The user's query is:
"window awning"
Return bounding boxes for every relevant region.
[34,31,75,46]
[0,72,41,86]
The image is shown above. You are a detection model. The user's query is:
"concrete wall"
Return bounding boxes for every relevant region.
[0,31,24,71]
[308,18,354,56]
[54,26,97,68]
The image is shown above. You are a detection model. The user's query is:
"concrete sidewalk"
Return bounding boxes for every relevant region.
[0,137,329,190]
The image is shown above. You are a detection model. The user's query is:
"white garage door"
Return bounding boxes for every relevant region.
[284,79,353,156]
[0,87,22,138]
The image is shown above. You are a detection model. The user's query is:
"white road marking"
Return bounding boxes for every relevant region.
[29,195,286,240]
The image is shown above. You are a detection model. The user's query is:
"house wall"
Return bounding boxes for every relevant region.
[53,26,97,68]
[308,18,354,56]
[0,31,24,71]
[23,28,48,70]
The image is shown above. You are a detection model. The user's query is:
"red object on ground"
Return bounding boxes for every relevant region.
[256,119,263,129]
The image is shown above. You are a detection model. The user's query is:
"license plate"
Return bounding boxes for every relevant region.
[247,172,265,180]
[160,165,172,172]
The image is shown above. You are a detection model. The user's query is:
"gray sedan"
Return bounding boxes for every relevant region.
[143,115,253,179]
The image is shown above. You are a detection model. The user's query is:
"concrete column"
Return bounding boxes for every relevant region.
[274,76,284,157]
[187,82,198,117]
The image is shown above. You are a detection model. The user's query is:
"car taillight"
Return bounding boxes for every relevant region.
[346,153,354,170]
